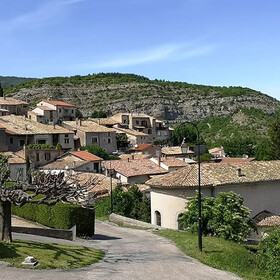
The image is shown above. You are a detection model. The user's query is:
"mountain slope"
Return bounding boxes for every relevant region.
[4,73,280,121]
[0,76,36,89]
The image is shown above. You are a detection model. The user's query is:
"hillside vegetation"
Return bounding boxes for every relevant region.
[3,73,280,157]
[4,73,279,121]
[0,76,36,89]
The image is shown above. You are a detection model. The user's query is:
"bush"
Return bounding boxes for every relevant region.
[178,192,255,242]
[95,185,151,223]
[12,202,95,236]
[258,228,280,277]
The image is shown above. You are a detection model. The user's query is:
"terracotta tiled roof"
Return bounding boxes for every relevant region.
[114,126,148,136]
[0,97,28,105]
[220,157,255,164]
[90,118,119,126]
[0,151,26,164]
[0,125,5,129]
[42,154,85,170]
[146,161,280,189]
[118,154,151,160]
[71,151,102,161]
[41,100,75,107]
[74,172,120,197]
[159,157,189,167]
[253,211,280,227]
[103,159,167,178]
[162,146,194,155]
[0,115,73,135]
[209,147,224,153]
[37,106,56,111]
[64,120,115,133]
[130,143,153,151]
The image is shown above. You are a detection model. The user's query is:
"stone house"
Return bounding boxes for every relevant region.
[114,127,149,146]
[41,150,103,173]
[209,147,225,158]
[63,120,117,154]
[102,159,167,185]
[129,143,161,157]
[149,157,189,172]
[161,146,195,159]
[36,100,76,123]
[0,115,74,151]
[0,97,29,116]
[146,161,280,229]
[28,106,58,124]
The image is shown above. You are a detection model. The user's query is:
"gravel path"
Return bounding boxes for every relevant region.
[1,220,242,280]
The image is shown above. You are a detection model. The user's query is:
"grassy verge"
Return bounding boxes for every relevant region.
[0,240,104,269]
[155,230,275,280]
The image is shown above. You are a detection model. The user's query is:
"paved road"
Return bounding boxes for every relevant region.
[1,221,242,280]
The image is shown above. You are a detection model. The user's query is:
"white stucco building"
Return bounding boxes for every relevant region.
[146,161,280,229]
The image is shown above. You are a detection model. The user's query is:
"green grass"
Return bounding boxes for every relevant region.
[155,230,276,280]
[0,240,104,269]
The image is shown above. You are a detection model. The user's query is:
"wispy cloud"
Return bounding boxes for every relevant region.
[92,43,215,68]
[0,0,84,32]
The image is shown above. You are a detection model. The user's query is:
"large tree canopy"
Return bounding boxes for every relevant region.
[178,191,255,242]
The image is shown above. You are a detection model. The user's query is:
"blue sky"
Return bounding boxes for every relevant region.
[1,0,280,100]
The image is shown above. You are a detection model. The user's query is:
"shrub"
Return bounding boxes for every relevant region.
[258,228,280,278]
[12,202,95,236]
[178,192,255,242]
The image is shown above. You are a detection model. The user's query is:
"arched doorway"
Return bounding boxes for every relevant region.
[155,211,161,226]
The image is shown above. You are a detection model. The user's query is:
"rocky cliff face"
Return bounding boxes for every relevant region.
[10,80,280,120]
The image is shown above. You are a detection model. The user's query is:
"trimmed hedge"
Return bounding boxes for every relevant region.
[12,202,95,237]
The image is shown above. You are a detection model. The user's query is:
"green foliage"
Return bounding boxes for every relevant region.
[172,124,198,146]
[80,144,110,159]
[196,153,211,162]
[222,136,256,157]
[55,142,62,150]
[95,185,151,223]
[75,108,83,119]
[90,110,107,118]
[0,155,10,183]
[258,228,280,278]
[12,202,95,236]
[254,139,272,160]
[178,192,255,242]
[116,133,130,149]
[26,144,55,150]
[0,76,35,89]
[268,111,280,159]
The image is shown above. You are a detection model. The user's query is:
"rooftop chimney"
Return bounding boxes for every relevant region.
[237,167,242,177]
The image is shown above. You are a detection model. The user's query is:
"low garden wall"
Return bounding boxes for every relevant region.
[109,213,161,229]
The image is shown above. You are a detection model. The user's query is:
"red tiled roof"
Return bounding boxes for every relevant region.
[130,143,153,151]
[220,157,255,164]
[0,125,6,129]
[71,151,103,161]
[146,161,280,189]
[253,211,280,227]
[42,100,75,107]
[103,159,167,177]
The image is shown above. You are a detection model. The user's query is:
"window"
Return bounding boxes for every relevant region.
[148,129,152,134]
[36,153,39,161]
[91,137,98,144]
[108,138,111,144]
[45,153,51,161]
[10,137,13,144]
[37,140,46,144]
[65,134,69,138]
[64,138,70,144]
[72,110,74,114]
[107,132,111,136]
[155,211,161,226]
[19,140,25,146]
[59,108,62,113]
[136,120,139,125]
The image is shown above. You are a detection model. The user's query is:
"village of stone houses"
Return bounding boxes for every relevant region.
[1,95,280,280]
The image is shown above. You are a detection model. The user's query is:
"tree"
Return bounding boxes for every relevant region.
[178,191,255,242]
[0,155,96,242]
[116,133,130,150]
[171,124,197,146]
[80,144,110,160]
[222,136,256,157]
[76,108,83,119]
[0,83,3,97]
[268,111,280,159]
[91,110,107,118]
